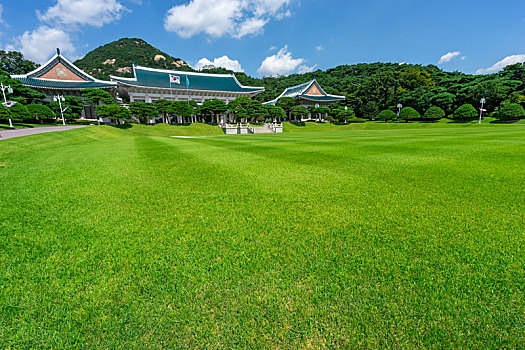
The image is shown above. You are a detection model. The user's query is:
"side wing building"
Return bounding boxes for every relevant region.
[263,78,345,106]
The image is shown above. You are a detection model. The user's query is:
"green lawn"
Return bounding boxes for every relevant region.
[1,125,524,348]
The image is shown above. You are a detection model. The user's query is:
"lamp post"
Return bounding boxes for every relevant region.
[53,95,67,126]
[1,83,14,128]
[479,98,486,124]
[397,103,403,123]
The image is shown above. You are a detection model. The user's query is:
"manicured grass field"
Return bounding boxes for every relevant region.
[1,124,524,348]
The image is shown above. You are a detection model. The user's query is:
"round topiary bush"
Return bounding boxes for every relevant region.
[8,103,31,122]
[399,107,420,122]
[423,106,445,122]
[453,104,477,121]
[497,103,525,121]
[377,109,396,122]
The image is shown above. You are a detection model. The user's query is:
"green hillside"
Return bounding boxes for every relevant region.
[74,38,192,80]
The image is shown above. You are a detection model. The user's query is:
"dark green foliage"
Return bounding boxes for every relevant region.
[129,102,159,123]
[377,109,396,122]
[399,107,420,122]
[275,97,296,118]
[335,107,355,123]
[362,101,379,120]
[453,104,478,121]
[96,104,131,122]
[8,103,30,121]
[430,93,456,114]
[265,105,286,122]
[423,106,446,121]
[0,50,39,74]
[26,104,56,121]
[74,38,192,80]
[49,96,84,120]
[0,105,11,121]
[201,99,228,122]
[497,103,525,120]
[0,69,45,104]
[82,88,115,105]
[228,96,265,122]
[291,105,309,117]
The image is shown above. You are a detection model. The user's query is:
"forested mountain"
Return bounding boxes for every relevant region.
[74,38,192,80]
[233,63,525,117]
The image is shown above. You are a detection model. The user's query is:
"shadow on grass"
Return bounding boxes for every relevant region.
[111,123,133,130]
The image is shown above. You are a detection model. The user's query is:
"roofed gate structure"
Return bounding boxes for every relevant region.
[111,65,265,104]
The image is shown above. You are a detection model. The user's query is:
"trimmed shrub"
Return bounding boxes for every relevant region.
[347,117,366,123]
[453,104,478,121]
[399,107,420,122]
[26,104,56,122]
[8,103,31,122]
[423,106,445,122]
[377,109,396,122]
[497,103,525,121]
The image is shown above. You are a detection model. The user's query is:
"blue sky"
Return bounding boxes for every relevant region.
[1,0,524,77]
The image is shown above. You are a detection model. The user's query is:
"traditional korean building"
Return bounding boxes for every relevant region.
[110,65,265,104]
[263,78,345,107]
[10,49,117,100]
[10,49,117,119]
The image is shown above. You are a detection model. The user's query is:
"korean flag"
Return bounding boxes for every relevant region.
[169,74,180,84]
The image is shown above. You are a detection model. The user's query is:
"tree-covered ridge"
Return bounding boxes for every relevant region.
[74,38,192,80]
[233,62,525,118]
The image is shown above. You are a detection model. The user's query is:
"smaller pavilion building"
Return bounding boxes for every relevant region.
[111,65,265,104]
[263,78,345,107]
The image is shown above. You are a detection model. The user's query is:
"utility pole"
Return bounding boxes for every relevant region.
[1,83,14,128]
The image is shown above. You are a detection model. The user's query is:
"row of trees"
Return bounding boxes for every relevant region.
[96,96,290,124]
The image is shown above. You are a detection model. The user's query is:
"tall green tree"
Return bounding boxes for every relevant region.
[201,99,228,123]
[82,88,115,105]
[0,50,39,74]
[129,102,158,123]
[96,104,131,124]
[291,106,309,120]
[265,105,286,122]
[275,97,295,119]
[153,99,174,123]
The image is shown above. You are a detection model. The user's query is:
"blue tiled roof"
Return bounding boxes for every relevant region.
[14,77,116,90]
[263,78,345,105]
[111,66,265,94]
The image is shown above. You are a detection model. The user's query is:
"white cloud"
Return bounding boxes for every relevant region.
[269,45,277,51]
[258,45,304,77]
[164,0,292,39]
[476,54,525,74]
[316,45,324,51]
[438,51,461,64]
[37,0,127,27]
[6,26,76,63]
[298,64,317,74]
[194,55,244,72]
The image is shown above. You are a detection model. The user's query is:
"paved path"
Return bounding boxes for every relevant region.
[0,125,87,140]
